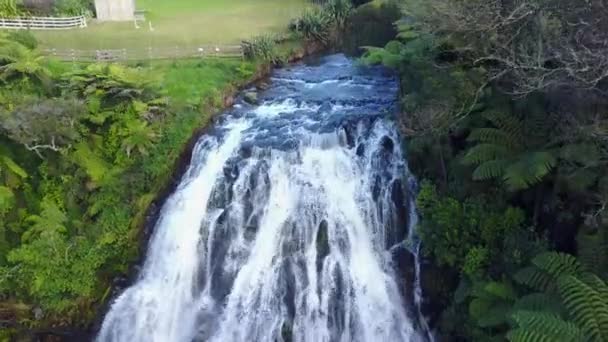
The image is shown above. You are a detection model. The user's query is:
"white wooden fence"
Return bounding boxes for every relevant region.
[0,16,86,30]
[43,45,244,62]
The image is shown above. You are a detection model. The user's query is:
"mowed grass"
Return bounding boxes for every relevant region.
[32,0,308,50]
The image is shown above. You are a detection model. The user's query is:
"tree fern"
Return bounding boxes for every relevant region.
[463,110,557,191]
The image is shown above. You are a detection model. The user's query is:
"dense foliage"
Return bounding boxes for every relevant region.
[0,31,257,335]
[290,0,354,46]
[0,0,92,16]
[363,0,608,340]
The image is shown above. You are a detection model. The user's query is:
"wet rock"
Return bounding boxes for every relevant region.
[388,179,408,245]
[244,91,258,105]
[316,220,330,273]
[223,95,235,107]
[256,82,270,91]
[280,319,293,342]
[33,307,43,320]
[381,136,394,153]
[420,261,459,329]
[356,143,365,156]
[391,245,416,310]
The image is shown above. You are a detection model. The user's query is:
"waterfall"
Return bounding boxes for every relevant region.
[98,54,432,342]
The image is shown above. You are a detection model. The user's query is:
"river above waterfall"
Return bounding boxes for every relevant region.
[97,54,432,342]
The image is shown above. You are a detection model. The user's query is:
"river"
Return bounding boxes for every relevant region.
[97,54,432,342]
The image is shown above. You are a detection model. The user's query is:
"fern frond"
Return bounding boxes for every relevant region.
[71,142,110,184]
[557,275,608,341]
[1,156,27,178]
[483,281,517,301]
[514,266,553,292]
[507,328,559,342]
[579,273,608,301]
[468,127,518,148]
[471,159,510,181]
[503,151,556,191]
[513,293,565,316]
[483,111,523,142]
[463,143,510,165]
[533,252,583,278]
[510,310,584,342]
[576,229,608,280]
[0,186,15,213]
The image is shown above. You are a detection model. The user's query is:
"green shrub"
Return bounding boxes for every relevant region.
[242,35,279,62]
[53,0,92,16]
[416,181,525,273]
[0,0,23,17]
[324,0,352,29]
[289,8,331,44]
[8,30,37,50]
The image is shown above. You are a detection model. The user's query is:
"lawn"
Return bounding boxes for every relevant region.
[32,0,308,50]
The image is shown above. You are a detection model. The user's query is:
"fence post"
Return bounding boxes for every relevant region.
[148,46,153,61]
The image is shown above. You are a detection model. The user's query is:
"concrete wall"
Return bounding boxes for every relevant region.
[94,0,135,21]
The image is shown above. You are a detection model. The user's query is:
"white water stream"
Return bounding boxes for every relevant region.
[98,54,432,342]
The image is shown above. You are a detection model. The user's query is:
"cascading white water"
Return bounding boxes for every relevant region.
[98,54,432,342]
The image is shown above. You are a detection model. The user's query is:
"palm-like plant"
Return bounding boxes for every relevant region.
[463,111,557,191]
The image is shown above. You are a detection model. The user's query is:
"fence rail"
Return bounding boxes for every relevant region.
[42,45,244,62]
[0,15,87,30]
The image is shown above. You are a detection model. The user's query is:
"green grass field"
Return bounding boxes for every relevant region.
[32,0,308,50]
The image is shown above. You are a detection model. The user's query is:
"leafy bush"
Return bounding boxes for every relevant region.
[0,97,85,155]
[0,0,23,17]
[324,0,352,29]
[7,30,37,50]
[53,0,92,16]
